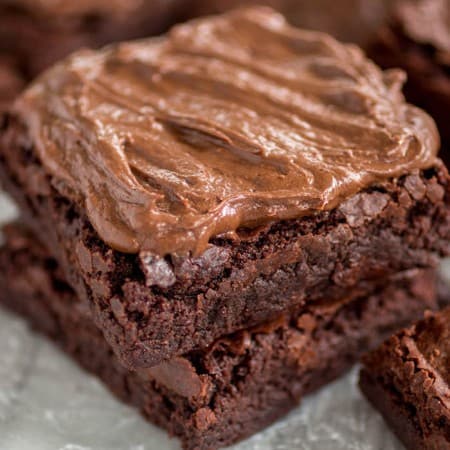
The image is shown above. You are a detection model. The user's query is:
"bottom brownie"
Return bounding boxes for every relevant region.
[360,307,450,450]
[0,225,446,450]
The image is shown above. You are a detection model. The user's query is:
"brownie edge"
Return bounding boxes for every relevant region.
[359,307,450,450]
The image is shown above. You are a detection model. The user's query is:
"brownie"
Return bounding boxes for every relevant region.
[360,304,450,450]
[0,0,185,78]
[0,224,446,450]
[2,7,450,369]
[368,0,450,164]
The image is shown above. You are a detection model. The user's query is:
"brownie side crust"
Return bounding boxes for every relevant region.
[0,224,446,450]
[1,116,450,368]
[360,307,450,450]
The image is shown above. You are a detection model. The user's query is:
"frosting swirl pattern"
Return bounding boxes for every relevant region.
[15,7,440,255]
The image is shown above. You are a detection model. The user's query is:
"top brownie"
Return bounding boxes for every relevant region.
[2,7,450,368]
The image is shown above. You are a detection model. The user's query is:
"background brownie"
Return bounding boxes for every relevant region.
[360,306,450,450]
[0,224,446,450]
[0,0,185,78]
[368,0,450,163]
[2,8,450,369]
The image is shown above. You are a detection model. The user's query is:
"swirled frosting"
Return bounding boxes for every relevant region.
[15,7,439,255]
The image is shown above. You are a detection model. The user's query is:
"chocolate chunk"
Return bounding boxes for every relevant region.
[339,192,389,227]
[140,253,176,288]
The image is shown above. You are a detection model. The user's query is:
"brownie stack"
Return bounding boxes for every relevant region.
[1,7,450,450]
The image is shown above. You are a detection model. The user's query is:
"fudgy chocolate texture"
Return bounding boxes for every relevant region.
[0,0,183,78]
[13,7,440,256]
[0,225,446,450]
[368,0,450,162]
[360,306,450,450]
[2,112,450,368]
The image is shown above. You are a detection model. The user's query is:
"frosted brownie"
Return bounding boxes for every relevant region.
[368,0,450,162]
[2,7,450,368]
[0,224,446,450]
[360,305,450,450]
[0,0,183,78]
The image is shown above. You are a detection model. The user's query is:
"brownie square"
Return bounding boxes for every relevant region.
[368,0,450,164]
[0,0,184,78]
[0,224,446,450]
[2,7,450,369]
[360,305,450,450]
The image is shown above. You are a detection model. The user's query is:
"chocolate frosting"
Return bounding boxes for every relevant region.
[396,0,450,53]
[15,7,439,256]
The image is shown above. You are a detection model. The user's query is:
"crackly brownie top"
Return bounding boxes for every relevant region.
[414,307,450,386]
[14,7,439,255]
[365,307,450,404]
[394,0,450,52]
